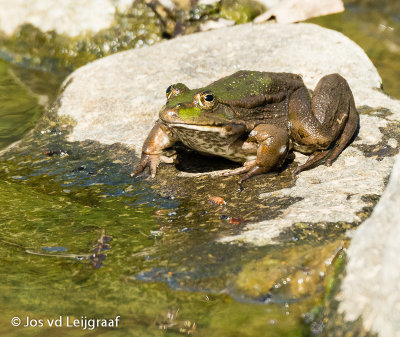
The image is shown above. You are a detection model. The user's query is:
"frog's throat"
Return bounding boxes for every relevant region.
[169,123,223,132]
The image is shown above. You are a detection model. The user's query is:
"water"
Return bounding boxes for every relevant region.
[0,0,397,335]
[0,110,323,336]
[0,60,43,149]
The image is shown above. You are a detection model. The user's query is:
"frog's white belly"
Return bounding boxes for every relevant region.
[170,124,256,163]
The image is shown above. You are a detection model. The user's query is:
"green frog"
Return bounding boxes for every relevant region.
[132,70,358,183]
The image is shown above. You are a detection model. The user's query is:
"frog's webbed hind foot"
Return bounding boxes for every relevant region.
[293,150,330,175]
[237,165,269,184]
[219,161,268,184]
[219,164,254,177]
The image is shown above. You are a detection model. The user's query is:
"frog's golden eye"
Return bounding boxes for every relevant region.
[198,91,216,109]
[166,83,189,100]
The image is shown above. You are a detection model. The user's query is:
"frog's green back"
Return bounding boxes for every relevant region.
[207,70,274,100]
[166,70,304,108]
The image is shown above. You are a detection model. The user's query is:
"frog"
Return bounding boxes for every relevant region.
[131,70,358,184]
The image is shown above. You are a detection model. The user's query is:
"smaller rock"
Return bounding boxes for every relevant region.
[200,18,235,31]
[255,0,344,23]
[0,0,134,37]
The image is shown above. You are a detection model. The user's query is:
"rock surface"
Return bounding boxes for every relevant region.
[56,21,400,337]
[0,0,133,37]
[338,154,400,337]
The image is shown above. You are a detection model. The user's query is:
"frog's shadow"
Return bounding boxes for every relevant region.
[174,144,295,175]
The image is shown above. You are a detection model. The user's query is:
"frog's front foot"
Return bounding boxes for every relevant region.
[131,153,177,178]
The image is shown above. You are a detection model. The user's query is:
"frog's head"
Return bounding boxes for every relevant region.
[159,83,235,128]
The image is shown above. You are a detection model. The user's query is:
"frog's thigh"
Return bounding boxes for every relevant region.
[290,74,353,149]
[238,124,288,181]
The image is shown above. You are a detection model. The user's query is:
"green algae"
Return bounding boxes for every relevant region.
[309,252,378,337]
[220,0,266,24]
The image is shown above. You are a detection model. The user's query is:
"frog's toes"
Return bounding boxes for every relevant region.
[131,153,177,178]
[130,154,158,178]
[237,165,269,184]
[219,166,252,177]
[131,154,150,177]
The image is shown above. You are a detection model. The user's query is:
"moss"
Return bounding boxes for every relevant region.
[220,0,266,24]
[0,0,163,75]
[354,121,400,160]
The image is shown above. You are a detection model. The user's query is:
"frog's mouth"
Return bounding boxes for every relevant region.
[169,123,224,132]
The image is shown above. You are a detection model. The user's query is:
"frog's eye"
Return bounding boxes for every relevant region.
[205,94,214,102]
[198,91,216,109]
[166,83,189,100]
[166,85,173,99]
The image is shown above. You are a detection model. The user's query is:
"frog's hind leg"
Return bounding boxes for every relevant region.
[289,73,358,173]
[293,102,358,175]
[324,97,359,166]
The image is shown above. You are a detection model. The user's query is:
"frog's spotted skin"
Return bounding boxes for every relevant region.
[171,125,256,163]
[132,70,358,183]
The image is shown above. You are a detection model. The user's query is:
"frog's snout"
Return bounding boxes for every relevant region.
[160,106,179,123]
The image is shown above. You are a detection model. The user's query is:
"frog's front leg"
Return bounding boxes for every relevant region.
[131,120,178,178]
[222,124,289,184]
[289,73,358,174]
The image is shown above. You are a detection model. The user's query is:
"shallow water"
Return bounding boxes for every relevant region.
[0,60,43,149]
[0,0,397,336]
[0,110,333,336]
